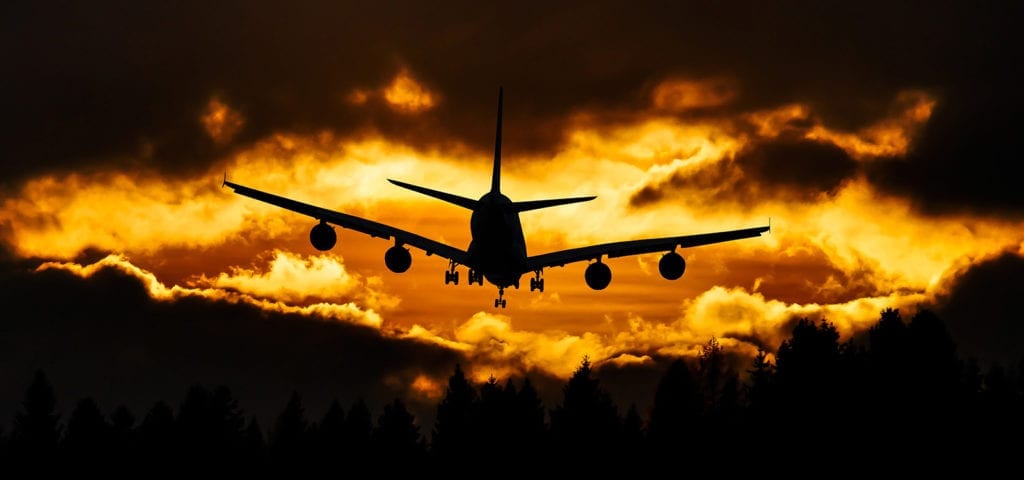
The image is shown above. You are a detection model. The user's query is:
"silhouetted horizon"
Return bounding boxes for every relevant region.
[3,307,1022,469]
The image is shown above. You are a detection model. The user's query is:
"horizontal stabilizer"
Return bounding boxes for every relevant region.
[511,196,597,212]
[388,179,479,210]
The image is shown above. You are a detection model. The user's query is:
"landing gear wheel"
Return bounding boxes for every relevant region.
[494,288,506,308]
[444,260,460,285]
[529,271,544,292]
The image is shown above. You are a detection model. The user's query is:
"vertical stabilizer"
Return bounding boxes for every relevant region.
[491,86,503,194]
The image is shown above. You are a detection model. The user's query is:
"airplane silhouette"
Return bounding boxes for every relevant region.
[224,87,769,307]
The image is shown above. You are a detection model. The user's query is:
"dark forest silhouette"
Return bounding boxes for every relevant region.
[2,308,1022,471]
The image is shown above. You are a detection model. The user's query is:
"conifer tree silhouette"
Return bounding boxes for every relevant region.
[10,369,61,465]
[137,401,175,464]
[549,356,621,465]
[270,390,310,466]
[62,396,111,465]
[476,374,506,450]
[373,397,425,469]
[908,308,963,430]
[109,403,137,468]
[241,415,266,471]
[175,384,245,467]
[743,348,774,428]
[315,398,346,463]
[774,318,841,440]
[431,363,478,461]
[646,358,700,454]
[510,376,548,460]
[621,403,645,459]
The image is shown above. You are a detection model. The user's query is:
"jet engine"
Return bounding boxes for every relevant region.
[584,261,612,290]
[384,245,412,273]
[658,251,686,280]
[309,222,337,251]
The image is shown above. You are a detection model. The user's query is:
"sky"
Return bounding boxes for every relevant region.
[2,0,1023,427]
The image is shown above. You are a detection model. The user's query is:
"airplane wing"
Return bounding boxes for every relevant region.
[524,225,770,271]
[223,180,470,265]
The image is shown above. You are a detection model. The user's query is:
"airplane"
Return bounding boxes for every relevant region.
[223,87,770,308]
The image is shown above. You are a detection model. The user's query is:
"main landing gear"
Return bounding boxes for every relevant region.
[444,260,459,285]
[529,270,544,292]
[446,261,485,286]
[494,288,506,308]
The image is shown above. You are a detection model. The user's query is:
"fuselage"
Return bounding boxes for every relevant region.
[467,192,527,288]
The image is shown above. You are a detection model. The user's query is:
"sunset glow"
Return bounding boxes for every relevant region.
[5,88,1020,380]
[3,2,1021,414]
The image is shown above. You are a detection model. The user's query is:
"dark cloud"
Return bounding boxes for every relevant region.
[933,251,1024,368]
[630,137,857,208]
[4,0,1020,217]
[0,254,464,431]
[734,138,858,198]
[867,88,1024,219]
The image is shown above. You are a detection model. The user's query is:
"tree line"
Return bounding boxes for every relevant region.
[2,307,1021,472]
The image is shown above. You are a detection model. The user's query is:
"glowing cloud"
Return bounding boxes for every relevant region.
[651,77,737,111]
[191,249,400,311]
[410,373,444,400]
[201,97,245,145]
[402,283,935,380]
[344,68,438,113]
[37,254,384,328]
[745,90,936,160]
[406,312,617,380]
[383,69,438,113]
[0,171,256,259]
[806,90,936,159]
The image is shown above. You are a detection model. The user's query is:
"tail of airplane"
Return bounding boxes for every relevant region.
[492,86,503,194]
[388,86,597,211]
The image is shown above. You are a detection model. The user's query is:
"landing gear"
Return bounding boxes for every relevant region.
[529,270,544,292]
[468,269,484,286]
[494,288,506,308]
[444,260,459,285]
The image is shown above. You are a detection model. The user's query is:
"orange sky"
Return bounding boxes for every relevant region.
[5,68,1022,389]
[4,4,1024,419]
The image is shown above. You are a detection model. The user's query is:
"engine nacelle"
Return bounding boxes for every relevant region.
[309,222,337,251]
[658,251,686,280]
[584,261,612,290]
[384,245,412,273]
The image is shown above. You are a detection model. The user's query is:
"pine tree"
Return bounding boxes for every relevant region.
[316,398,346,460]
[137,401,175,463]
[549,356,621,463]
[109,404,136,458]
[430,363,478,460]
[270,390,310,465]
[241,416,266,471]
[511,376,548,459]
[373,398,424,469]
[10,370,62,463]
[476,374,506,448]
[344,397,373,461]
[646,358,700,452]
[175,383,245,466]
[62,397,111,464]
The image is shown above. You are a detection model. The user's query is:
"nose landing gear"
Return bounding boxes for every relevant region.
[494,288,507,308]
